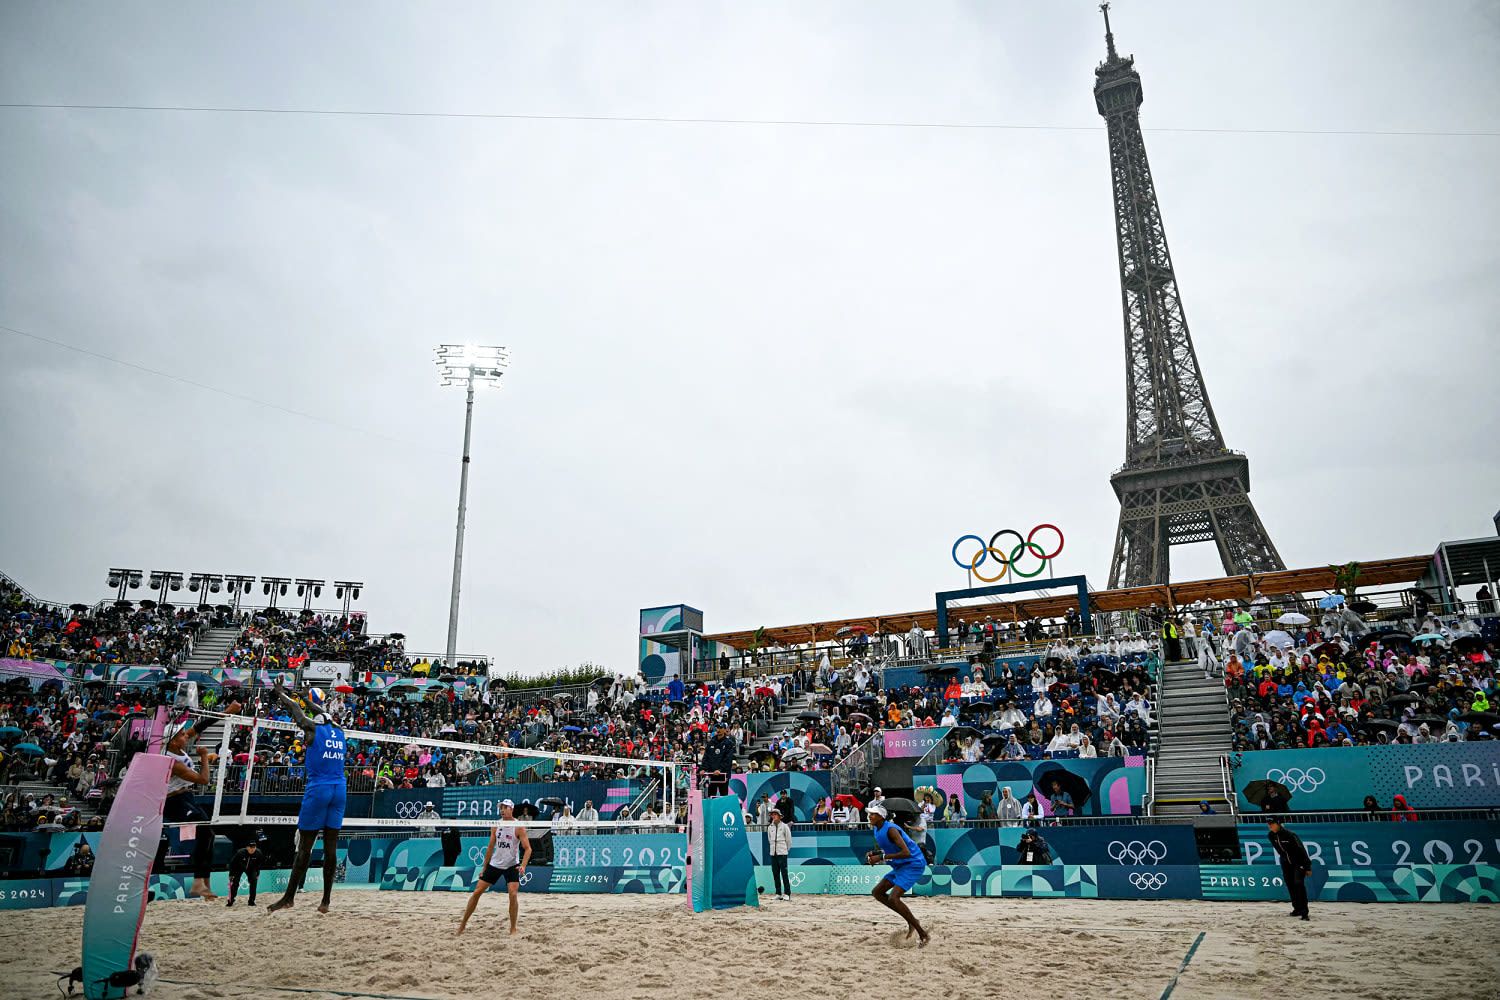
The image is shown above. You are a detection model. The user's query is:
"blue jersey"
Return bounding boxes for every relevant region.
[305,722,347,786]
[876,823,925,871]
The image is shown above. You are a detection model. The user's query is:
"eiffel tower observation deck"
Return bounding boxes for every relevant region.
[1094,4,1285,589]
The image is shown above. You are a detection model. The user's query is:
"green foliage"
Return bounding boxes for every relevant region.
[1327,561,1363,599]
[491,662,609,690]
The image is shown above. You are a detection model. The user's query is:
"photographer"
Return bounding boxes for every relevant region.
[1016,829,1053,865]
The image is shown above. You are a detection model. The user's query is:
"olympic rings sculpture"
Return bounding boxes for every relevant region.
[951,524,1064,582]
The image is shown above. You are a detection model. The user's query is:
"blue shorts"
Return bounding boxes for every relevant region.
[299,782,347,831]
[884,862,925,892]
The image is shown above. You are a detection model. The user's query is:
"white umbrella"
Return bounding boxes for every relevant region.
[1277,612,1311,626]
[781,746,811,762]
[1264,630,1295,650]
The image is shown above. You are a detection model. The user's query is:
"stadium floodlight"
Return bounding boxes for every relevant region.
[107,568,144,602]
[295,577,326,611]
[260,576,291,608]
[222,574,257,612]
[147,571,184,605]
[434,344,510,675]
[333,580,364,618]
[186,573,224,607]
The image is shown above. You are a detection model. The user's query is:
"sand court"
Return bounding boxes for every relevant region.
[2,891,1497,1000]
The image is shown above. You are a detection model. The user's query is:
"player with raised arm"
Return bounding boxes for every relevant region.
[266,679,347,914]
[865,803,931,947]
[455,798,532,936]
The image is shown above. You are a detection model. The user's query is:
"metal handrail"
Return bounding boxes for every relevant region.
[1241,807,1500,823]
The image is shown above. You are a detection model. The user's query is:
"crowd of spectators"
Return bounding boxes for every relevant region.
[1220,614,1498,751]
[4,577,222,668]
[218,607,487,677]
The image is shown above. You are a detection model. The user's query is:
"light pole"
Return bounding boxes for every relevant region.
[435,344,509,674]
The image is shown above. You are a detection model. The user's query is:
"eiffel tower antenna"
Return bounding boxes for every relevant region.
[1094,10,1285,587]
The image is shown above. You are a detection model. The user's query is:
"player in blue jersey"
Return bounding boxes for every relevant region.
[866,803,931,946]
[267,679,347,914]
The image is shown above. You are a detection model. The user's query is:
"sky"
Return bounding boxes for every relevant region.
[1,1,1497,676]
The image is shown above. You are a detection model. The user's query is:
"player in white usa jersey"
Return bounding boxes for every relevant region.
[456,799,531,936]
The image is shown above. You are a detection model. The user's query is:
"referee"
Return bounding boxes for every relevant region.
[1267,818,1312,920]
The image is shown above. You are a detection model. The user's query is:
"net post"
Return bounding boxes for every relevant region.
[238,715,260,824]
[209,714,234,822]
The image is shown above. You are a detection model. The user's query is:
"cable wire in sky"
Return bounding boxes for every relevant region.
[0,321,442,456]
[0,103,1493,137]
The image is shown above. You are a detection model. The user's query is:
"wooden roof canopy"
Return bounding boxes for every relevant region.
[701,555,1432,650]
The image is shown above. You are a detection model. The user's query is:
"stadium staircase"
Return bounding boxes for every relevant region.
[733,687,815,770]
[1150,657,1233,817]
[182,626,241,675]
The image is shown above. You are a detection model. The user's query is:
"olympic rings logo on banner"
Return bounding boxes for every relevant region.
[951,525,1064,582]
[1266,767,1325,793]
[467,846,487,865]
[790,871,806,887]
[393,800,425,819]
[1107,840,1168,865]
[1129,872,1168,890]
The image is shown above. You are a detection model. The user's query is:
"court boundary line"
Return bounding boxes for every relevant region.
[1158,931,1207,1000]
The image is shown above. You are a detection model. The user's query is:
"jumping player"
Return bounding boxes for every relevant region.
[866,803,931,947]
[455,799,531,936]
[266,679,346,914]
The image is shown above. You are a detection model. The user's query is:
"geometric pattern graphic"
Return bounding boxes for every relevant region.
[916,758,1148,816]
[4,863,1497,910]
[1233,745,1500,811]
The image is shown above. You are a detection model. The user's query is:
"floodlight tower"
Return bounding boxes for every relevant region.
[435,344,509,674]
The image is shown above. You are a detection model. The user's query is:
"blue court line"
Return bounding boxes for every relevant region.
[1158,931,1206,1000]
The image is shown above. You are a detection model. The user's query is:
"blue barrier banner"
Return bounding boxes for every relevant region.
[1233,744,1500,811]
[705,794,757,911]
[914,758,1147,816]
[0,879,56,909]
[1236,820,1500,868]
[745,823,1195,866]
[552,833,687,868]
[729,771,833,822]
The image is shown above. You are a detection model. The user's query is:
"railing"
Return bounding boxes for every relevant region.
[829,730,883,797]
[1144,756,1155,816]
[1245,808,1500,823]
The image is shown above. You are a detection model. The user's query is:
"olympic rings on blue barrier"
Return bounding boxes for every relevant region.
[951,525,1065,581]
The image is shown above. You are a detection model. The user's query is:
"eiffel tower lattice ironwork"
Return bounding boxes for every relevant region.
[1095,4,1284,588]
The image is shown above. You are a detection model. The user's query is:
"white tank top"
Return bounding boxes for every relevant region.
[490,826,521,868]
[166,749,197,795]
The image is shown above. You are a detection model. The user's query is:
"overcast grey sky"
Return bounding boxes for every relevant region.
[2,1,1497,674]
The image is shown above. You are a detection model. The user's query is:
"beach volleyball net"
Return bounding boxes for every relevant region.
[194,710,685,834]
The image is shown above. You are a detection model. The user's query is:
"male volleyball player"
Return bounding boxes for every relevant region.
[266,679,347,914]
[865,803,930,947]
[162,698,241,900]
[455,798,532,936]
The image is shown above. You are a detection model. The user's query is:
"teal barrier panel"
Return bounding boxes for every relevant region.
[1232,744,1500,811]
[1236,819,1500,868]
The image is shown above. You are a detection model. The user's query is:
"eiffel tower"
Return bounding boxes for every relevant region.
[1095,4,1284,588]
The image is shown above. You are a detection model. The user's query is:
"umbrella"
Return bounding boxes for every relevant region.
[1311,641,1344,659]
[0,726,22,737]
[920,664,962,676]
[1413,633,1445,642]
[1318,595,1346,609]
[1233,611,1254,624]
[439,674,458,683]
[1360,719,1399,732]
[334,684,355,694]
[1032,767,1091,811]
[512,802,540,819]
[138,599,157,609]
[68,603,90,612]
[1384,693,1423,707]
[1350,601,1378,615]
[1409,714,1447,726]
[817,697,841,706]
[562,726,583,733]
[1458,712,1500,727]
[835,626,854,637]
[1373,631,1415,651]
[781,746,811,762]
[1453,635,1484,654]
[961,701,995,715]
[1242,779,1292,807]
[97,711,121,721]
[13,743,46,755]
[387,632,406,640]
[856,696,880,705]
[808,743,833,754]
[1263,630,1295,650]
[796,711,822,722]
[1276,612,1311,625]
[849,712,873,725]
[832,793,864,809]
[880,797,920,818]
[540,797,566,811]
[113,600,133,609]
